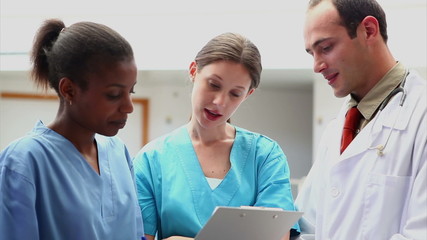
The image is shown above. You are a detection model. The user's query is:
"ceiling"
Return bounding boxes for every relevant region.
[1,0,425,88]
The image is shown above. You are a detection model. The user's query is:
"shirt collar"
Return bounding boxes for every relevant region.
[348,62,406,120]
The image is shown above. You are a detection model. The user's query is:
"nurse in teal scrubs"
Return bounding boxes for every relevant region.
[134,32,300,240]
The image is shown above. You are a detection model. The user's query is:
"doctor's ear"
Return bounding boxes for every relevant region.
[189,61,197,82]
[361,16,379,41]
[58,77,76,105]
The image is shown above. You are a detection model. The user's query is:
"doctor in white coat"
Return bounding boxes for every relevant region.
[295,0,427,239]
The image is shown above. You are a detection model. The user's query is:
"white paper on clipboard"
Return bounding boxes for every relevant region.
[195,206,303,240]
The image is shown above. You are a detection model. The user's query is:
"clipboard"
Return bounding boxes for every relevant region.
[195,206,303,240]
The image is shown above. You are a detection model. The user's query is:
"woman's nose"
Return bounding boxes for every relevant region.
[213,92,227,107]
[121,95,134,114]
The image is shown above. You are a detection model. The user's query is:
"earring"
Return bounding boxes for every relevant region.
[69,100,72,106]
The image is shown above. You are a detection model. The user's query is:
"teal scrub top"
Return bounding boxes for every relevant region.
[134,125,300,239]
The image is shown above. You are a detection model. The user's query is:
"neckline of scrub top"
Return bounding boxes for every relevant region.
[177,125,253,225]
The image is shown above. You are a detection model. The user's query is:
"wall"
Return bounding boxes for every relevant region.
[132,75,313,179]
[0,71,314,179]
[231,86,313,179]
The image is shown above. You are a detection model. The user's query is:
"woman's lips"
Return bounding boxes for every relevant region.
[204,109,222,121]
[111,119,127,129]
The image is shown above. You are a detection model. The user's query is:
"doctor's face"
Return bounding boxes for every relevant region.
[304,1,370,98]
[189,60,254,129]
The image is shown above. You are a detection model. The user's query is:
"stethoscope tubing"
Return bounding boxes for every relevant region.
[369,69,409,156]
[379,69,409,111]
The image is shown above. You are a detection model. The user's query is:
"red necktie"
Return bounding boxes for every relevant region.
[340,106,363,154]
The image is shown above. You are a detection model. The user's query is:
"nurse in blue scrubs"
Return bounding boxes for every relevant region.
[134,32,300,240]
[0,19,144,239]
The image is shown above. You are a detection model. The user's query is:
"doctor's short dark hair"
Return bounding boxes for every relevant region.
[308,0,388,43]
[30,18,134,93]
[194,32,262,90]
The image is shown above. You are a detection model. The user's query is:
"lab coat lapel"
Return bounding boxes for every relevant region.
[334,101,367,161]
[379,73,422,131]
[339,98,399,160]
[340,78,415,160]
[340,120,376,159]
[338,100,376,160]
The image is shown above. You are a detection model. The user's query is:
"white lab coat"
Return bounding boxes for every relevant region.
[295,70,427,240]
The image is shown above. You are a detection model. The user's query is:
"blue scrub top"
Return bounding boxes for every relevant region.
[134,125,300,239]
[0,121,144,240]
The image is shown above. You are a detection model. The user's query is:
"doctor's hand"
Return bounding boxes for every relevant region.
[163,236,194,240]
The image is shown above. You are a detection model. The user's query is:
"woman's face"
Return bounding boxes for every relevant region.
[69,59,137,136]
[190,60,254,129]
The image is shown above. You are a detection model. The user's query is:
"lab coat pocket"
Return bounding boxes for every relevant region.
[362,173,411,239]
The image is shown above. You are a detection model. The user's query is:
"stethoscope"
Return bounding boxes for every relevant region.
[368,69,409,156]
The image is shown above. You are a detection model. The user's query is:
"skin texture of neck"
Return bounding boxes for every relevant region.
[48,116,99,174]
[187,119,235,145]
[356,40,396,101]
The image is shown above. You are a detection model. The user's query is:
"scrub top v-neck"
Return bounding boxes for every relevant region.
[134,124,299,239]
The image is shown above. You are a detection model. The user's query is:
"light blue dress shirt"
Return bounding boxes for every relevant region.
[0,121,144,240]
[134,125,300,239]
